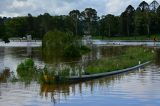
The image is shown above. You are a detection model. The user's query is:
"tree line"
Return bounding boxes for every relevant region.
[0,0,160,39]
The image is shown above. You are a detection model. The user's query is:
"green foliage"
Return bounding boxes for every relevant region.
[79,45,91,54]
[16,58,37,83]
[5,17,28,38]
[42,30,75,57]
[64,45,81,57]
[43,30,90,59]
[0,17,5,38]
[86,47,155,74]
[43,30,75,50]
[64,45,91,57]
[100,14,119,37]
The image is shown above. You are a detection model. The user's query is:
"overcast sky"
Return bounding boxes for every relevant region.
[0,0,158,17]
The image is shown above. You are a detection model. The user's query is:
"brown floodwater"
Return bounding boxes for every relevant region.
[0,46,160,106]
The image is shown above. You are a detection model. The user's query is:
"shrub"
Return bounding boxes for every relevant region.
[42,30,91,59]
[64,45,81,57]
[80,45,91,54]
[16,58,37,82]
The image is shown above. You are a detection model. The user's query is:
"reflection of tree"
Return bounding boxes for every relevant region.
[155,49,160,65]
[40,84,70,104]
[0,68,10,83]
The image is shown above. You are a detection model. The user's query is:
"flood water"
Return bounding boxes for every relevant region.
[0,46,160,106]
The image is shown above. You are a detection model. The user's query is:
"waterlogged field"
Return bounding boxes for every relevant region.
[0,46,160,106]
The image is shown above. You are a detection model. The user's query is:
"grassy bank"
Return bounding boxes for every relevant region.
[93,35,160,41]
[86,47,155,74]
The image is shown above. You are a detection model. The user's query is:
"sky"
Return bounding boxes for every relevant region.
[0,0,159,17]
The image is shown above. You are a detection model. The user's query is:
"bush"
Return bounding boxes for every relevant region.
[16,58,37,82]
[64,45,81,57]
[42,30,91,59]
[80,45,91,54]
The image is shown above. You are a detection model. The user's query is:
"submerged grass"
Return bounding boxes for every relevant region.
[39,66,70,84]
[15,47,155,84]
[86,47,155,74]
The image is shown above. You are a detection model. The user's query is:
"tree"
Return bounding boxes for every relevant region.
[4,17,28,38]
[27,13,36,38]
[81,8,99,35]
[149,1,159,34]
[0,17,5,38]
[139,1,150,12]
[120,5,135,36]
[156,6,160,34]
[134,1,150,36]
[149,11,159,34]
[150,0,159,12]
[100,14,119,37]
[69,10,81,36]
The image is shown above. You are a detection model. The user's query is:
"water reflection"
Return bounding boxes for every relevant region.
[38,65,160,106]
[0,68,10,83]
[155,49,160,66]
[39,69,139,104]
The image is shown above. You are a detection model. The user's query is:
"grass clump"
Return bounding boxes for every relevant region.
[39,66,70,84]
[86,47,155,74]
[39,66,56,84]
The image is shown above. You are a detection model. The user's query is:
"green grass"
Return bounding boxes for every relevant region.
[86,47,155,74]
[93,35,160,40]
